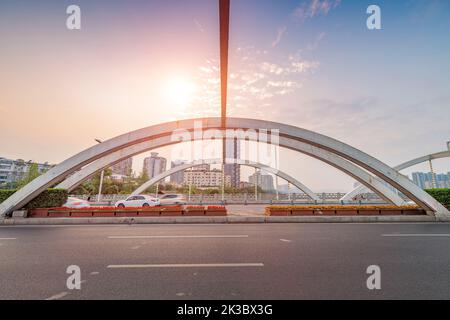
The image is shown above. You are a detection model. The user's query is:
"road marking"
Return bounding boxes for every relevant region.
[280,239,291,242]
[45,292,68,300]
[382,234,450,237]
[90,271,100,276]
[107,263,264,269]
[108,235,249,239]
[131,245,141,250]
[0,238,16,240]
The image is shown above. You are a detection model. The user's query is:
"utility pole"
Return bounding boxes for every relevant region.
[219,0,230,205]
[221,164,225,203]
[219,0,230,137]
[95,139,104,203]
[429,160,437,189]
[254,168,258,202]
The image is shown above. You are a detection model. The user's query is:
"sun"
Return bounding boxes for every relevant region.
[163,76,197,110]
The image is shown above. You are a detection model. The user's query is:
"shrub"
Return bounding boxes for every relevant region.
[185,205,205,210]
[0,190,16,204]
[0,188,68,209]
[266,205,419,210]
[207,206,226,210]
[426,189,450,209]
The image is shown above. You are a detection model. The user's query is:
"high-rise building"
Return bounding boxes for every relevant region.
[111,158,133,176]
[183,168,231,188]
[249,171,275,192]
[170,160,187,185]
[0,157,53,186]
[412,171,450,189]
[224,139,241,187]
[143,152,167,179]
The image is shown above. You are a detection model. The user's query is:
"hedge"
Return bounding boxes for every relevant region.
[0,190,16,204]
[426,189,450,209]
[0,189,68,209]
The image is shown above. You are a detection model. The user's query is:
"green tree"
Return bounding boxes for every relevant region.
[17,163,40,189]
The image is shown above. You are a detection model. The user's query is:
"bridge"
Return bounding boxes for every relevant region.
[341,149,450,202]
[1,0,450,302]
[1,117,448,218]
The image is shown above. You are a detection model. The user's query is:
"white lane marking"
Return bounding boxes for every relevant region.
[90,272,100,276]
[108,235,249,239]
[0,238,16,240]
[280,239,291,242]
[107,263,264,269]
[45,292,69,300]
[382,234,450,237]
[131,245,141,250]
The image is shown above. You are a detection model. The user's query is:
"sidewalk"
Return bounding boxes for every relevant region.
[0,215,438,225]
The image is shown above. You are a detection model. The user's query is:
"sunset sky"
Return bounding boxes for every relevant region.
[1,0,449,192]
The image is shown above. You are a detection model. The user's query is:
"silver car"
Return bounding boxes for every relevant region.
[158,194,186,206]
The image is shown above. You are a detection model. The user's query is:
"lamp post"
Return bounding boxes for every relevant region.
[95,139,104,202]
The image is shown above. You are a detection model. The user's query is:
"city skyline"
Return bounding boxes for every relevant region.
[1,0,449,192]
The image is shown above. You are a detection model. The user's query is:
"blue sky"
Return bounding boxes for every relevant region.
[0,0,449,191]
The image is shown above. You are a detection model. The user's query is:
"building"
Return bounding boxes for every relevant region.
[224,139,241,187]
[239,181,252,189]
[111,158,133,176]
[110,174,128,182]
[0,157,53,185]
[412,172,450,189]
[143,152,167,179]
[170,160,187,185]
[249,171,275,192]
[183,168,231,188]
[277,183,302,194]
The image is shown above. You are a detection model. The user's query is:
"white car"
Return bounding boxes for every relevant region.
[115,195,160,208]
[158,194,186,206]
[63,197,91,209]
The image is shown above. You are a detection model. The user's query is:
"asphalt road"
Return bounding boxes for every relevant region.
[1,223,450,300]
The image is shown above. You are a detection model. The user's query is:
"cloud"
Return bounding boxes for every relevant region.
[307,32,326,51]
[293,0,341,23]
[180,46,319,118]
[194,19,205,33]
[272,26,287,48]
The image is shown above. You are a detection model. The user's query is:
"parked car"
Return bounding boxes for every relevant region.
[158,194,186,206]
[63,197,91,209]
[115,195,160,208]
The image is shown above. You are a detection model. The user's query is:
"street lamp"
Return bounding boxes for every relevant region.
[95,139,104,202]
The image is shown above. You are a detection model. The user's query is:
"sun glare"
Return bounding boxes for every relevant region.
[163,76,197,110]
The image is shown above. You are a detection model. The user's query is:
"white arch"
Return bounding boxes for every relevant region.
[341,150,450,202]
[55,135,406,206]
[1,117,447,218]
[395,151,450,171]
[131,158,319,201]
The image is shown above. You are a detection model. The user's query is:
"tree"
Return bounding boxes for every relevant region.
[17,163,40,189]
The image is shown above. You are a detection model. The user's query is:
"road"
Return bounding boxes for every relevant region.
[1,223,450,300]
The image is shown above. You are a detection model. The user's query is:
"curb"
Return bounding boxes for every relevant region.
[0,215,438,225]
